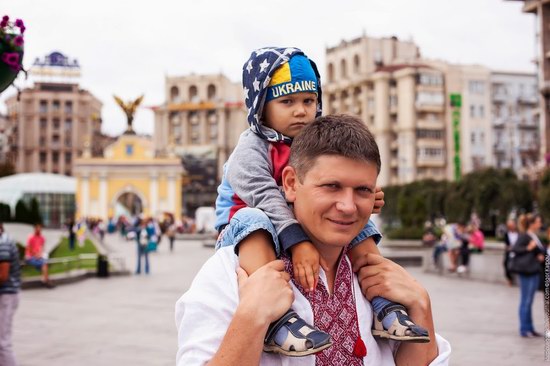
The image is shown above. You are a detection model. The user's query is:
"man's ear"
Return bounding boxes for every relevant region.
[282,166,298,203]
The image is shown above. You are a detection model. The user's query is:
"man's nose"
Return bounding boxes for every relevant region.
[335,190,357,214]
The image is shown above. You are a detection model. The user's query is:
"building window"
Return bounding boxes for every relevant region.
[191,124,200,144]
[353,55,360,73]
[52,152,59,163]
[52,100,60,111]
[419,74,443,86]
[189,85,198,102]
[65,152,71,164]
[40,118,47,130]
[189,111,199,125]
[479,105,485,118]
[469,80,485,94]
[126,144,133,156]
[40,152,47,163]
[65,119,72,131]
[207,84,216,100]
[65,101,73,114]
[170,86,180,103]
[328,63,334,82]
[340,59,347,78]
[53,118,60,129]
[470,105,476,118]
[471,132,475,144]
[39,100,48,113]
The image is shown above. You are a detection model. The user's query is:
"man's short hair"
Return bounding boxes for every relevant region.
[289,114,381,180]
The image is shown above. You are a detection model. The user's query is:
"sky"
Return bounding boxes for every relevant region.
[0,0,537,136]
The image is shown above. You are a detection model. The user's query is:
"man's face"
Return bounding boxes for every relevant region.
[283,155,378,249]
[263,92,317,138]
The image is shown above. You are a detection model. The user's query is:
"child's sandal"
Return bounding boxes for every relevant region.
[372,304,430,343]
[264,310,333,356]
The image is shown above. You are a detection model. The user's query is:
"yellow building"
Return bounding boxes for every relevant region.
[73,134,184,220]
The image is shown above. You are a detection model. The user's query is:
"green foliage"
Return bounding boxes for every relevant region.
[381,168,533,238]
[0,202,11,222]
[27,197,42,225]
[14,199,29,223]
[0,161,15,178]
[385,226,425,240]
[539,168,550,221]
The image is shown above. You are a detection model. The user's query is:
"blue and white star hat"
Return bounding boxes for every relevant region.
[241,47,322,143]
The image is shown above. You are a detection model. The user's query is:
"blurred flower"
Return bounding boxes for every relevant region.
[0,15,25,71]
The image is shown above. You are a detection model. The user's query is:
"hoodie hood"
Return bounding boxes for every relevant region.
[242,47,322,143]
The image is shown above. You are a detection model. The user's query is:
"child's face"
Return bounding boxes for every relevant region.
[263,92,317,138]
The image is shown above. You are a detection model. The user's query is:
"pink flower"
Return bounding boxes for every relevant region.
[15,19,24,28]
[20,25,26,34]
[2,52,20,68]
[13,36,24,47]
[0,20,7,28]
[2,16,9,22]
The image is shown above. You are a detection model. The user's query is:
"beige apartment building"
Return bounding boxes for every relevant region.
[153,73,247,213]
[324,36,447,186]
[5,81,103,176]
[510,0,550,162]
[324,34,540,185]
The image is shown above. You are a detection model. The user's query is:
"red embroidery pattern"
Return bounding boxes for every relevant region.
[283,256,364,366]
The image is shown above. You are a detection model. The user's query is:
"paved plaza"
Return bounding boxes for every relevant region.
[11,233,548,365]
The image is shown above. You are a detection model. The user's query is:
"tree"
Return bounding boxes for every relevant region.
[0,161,15,178]
[14,199,29,223]
[28,197,42,225]
[539,168,550,220]
[0,203,10,222]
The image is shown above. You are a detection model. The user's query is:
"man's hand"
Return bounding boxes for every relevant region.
[236,260,294,325]
[372,186,385,214]
[290,241,327,292]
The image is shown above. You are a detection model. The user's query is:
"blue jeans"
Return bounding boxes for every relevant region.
[216,207,381,256]
[136,243,150,274]
[518,273,539,335]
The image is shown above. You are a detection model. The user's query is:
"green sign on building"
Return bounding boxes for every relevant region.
[450,93,462,181]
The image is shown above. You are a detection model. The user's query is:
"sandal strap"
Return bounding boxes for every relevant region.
[265,310,298,343]
[377,303,407,322]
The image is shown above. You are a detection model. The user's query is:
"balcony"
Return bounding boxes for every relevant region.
[518,95,538,105]
[416,156,445,168]
[415,102,444,113]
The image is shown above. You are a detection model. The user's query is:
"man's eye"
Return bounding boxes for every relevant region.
[356,187,373,194]
[323,184,339,189]
[280,99,292,104]
[304,98,315,104]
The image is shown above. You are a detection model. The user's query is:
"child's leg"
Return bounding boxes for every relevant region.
[348,236,430,343]
[216,208,332,356]
[238,229,277,275]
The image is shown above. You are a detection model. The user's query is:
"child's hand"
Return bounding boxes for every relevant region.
[290,241,326,292]
[372,186,385,214]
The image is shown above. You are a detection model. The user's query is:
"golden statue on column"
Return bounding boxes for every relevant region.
[114,94,144,134]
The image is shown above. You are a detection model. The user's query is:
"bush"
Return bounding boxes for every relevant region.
[385,226,425,240]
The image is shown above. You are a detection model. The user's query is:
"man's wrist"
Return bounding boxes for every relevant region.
[234,304,271,334]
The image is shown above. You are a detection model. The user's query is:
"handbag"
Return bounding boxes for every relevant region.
[507,251,540,275]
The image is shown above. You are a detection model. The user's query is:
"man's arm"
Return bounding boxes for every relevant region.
[206,262,293,365]
[353,253,439,365]
[175,255,293,366]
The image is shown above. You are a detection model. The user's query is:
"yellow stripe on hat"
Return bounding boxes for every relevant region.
[269,62,291,86]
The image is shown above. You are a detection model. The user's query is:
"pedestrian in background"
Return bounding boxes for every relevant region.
[135,220,150,275]
[503,219,519,286]
[25,224,54,288]
[511,213,545,338]
[0,223,20,366]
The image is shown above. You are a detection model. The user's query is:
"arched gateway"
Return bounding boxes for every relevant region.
[73,134,184,220]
